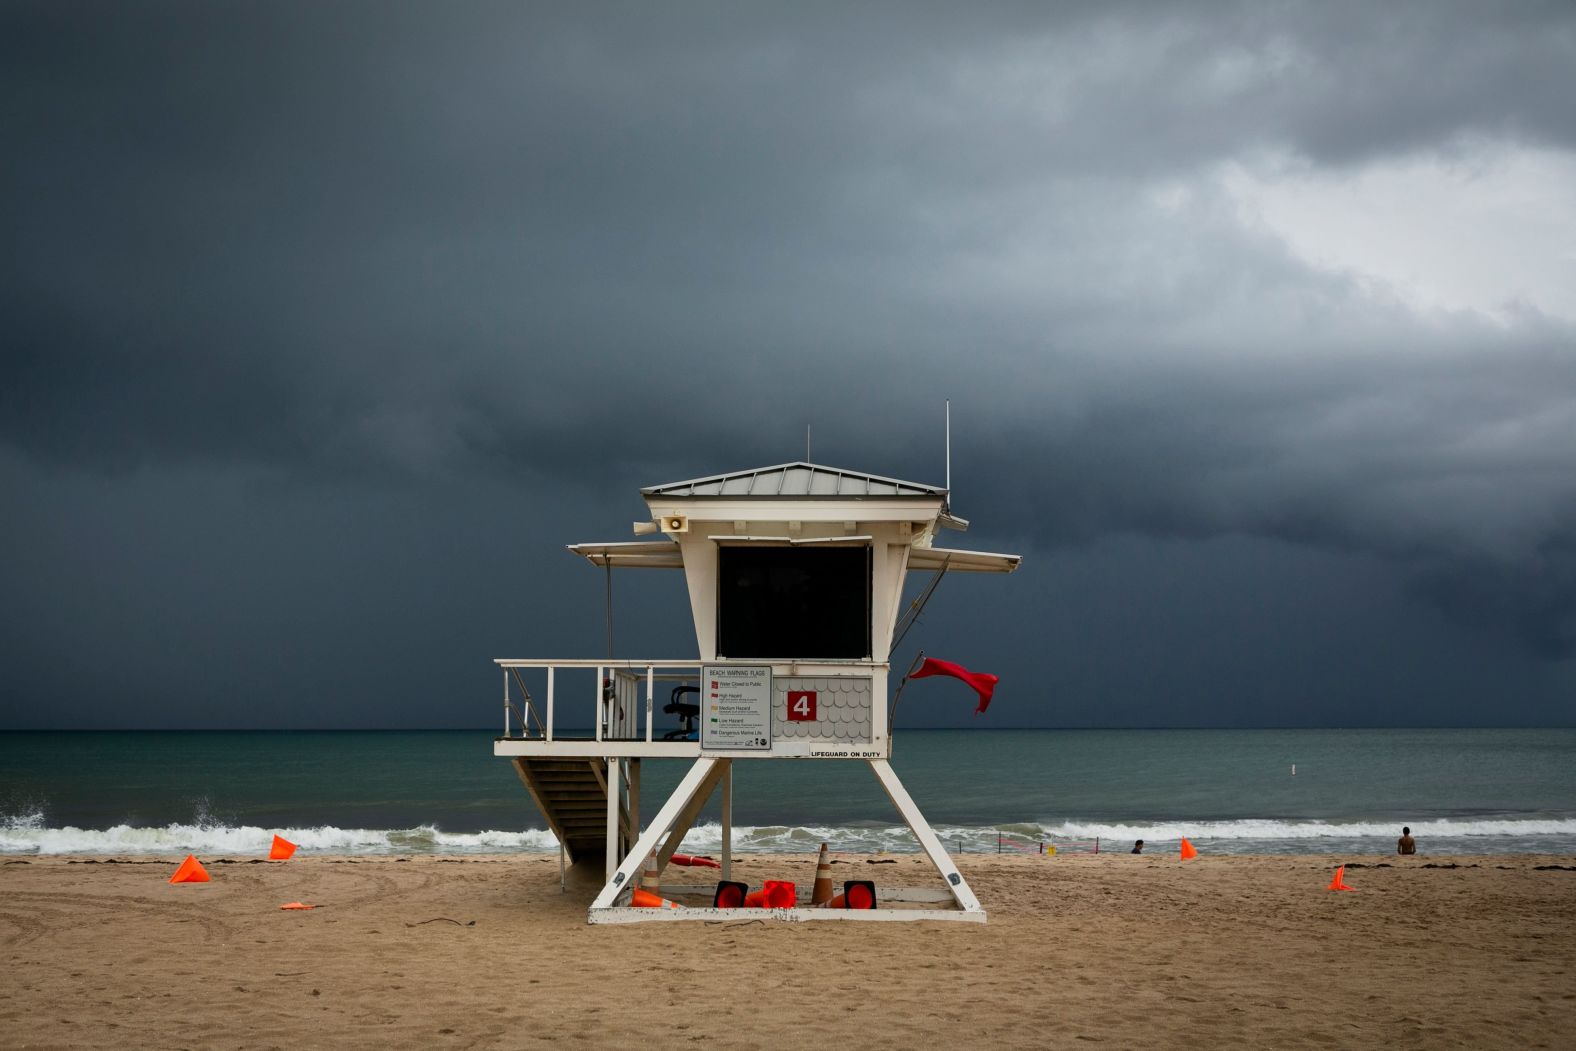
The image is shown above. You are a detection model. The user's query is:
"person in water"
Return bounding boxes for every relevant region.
[1397,826,1417,855]
[1131,839,1144,854]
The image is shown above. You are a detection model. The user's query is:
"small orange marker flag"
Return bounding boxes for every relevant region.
[1179,838,1198,860]
[268,835,298,861]
[279,902,316,910]
[1326,865,1356,892]
[169,855,210,884]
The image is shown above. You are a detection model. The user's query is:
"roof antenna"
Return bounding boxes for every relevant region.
[945,400,951,498]
[806,423,811,463]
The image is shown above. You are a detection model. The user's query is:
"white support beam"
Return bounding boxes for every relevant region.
[620,759,633,844]
[720,759,733,881]
[591,757,718,910]
[867,758,983,915]
[605,756,621,883]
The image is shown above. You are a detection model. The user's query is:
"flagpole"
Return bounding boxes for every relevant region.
[886,650,927,741]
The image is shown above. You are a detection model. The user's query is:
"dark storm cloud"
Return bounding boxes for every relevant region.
[6,2,1573,474]
[2,2,1575,727]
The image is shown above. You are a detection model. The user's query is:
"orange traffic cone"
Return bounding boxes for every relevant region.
[630,887,682,909]
[823,880,877,909]
[743,880,796,908]
[169,855,210,884]
[811,842,834,905]
[1179,838,1199,860]
[712,880,749,908]
[1326,865,1356,892]
[268,835,297,861]
[641,852,660,891]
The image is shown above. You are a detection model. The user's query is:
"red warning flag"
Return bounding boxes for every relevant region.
[168,855,211,884]
[268,835,298,861]
[1180,838,1199,860]
[910,657,998,714]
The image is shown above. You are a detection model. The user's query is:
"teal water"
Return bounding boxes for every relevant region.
[3,728,1574,855]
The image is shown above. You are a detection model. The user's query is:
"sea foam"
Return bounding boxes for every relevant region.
[0,811,558,856]
[4,809,1574,856]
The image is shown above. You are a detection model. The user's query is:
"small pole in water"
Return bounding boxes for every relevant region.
[1291,764,1296,776]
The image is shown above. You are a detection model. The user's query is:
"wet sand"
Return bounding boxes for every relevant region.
[1,852,1573,1048]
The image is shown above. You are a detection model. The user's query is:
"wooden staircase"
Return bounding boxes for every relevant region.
[510,757,632,865]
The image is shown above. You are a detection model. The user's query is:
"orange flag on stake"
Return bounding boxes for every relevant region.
[169,855,211,884]
[1179,838,1198,860]
[1326,865,1356,892]
[268,835,298,861]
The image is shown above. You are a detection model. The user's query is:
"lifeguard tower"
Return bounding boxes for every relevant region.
[494,461,1019,922]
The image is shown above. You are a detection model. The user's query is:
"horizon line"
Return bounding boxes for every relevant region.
[3,724,1574,733]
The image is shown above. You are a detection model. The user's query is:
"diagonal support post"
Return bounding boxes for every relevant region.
[868,758,983,915]
[657,760,727,870]
[591,757,718,910]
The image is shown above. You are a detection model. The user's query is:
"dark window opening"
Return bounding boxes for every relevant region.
[717,546,870,659]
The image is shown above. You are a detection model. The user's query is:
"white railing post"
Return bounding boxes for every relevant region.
[503,668,510,737]
[546,666,555,742]
[595,665,604,743]
[645,665,654,742]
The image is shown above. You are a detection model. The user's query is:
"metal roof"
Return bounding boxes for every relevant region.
[567,538,1019,572]
[642,462,946,499]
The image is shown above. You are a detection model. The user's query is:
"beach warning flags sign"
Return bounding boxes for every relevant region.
[1179,838,1198,860]
[269,835,298,861]
[1326,865,1356,892]
[169,855,211,884]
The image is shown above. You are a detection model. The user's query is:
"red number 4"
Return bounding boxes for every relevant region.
[787,691,817,721]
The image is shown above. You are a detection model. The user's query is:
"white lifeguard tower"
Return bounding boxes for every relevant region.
[494,461,1020,922]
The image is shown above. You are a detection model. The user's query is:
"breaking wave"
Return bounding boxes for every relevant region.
[4,810,1574,856]
[0,810,558,856]
[675,817,1576,856]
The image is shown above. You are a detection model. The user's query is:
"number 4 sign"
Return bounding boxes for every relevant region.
[786,690,817,721]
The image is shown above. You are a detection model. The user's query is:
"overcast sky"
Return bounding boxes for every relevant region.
[3,1,1574,729]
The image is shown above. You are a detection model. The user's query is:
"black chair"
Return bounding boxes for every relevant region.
[663,685,700,740]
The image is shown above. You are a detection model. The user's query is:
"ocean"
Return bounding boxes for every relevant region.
[3,728,1574,857]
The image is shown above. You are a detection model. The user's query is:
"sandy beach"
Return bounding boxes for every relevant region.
[1,852,1572,1049]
